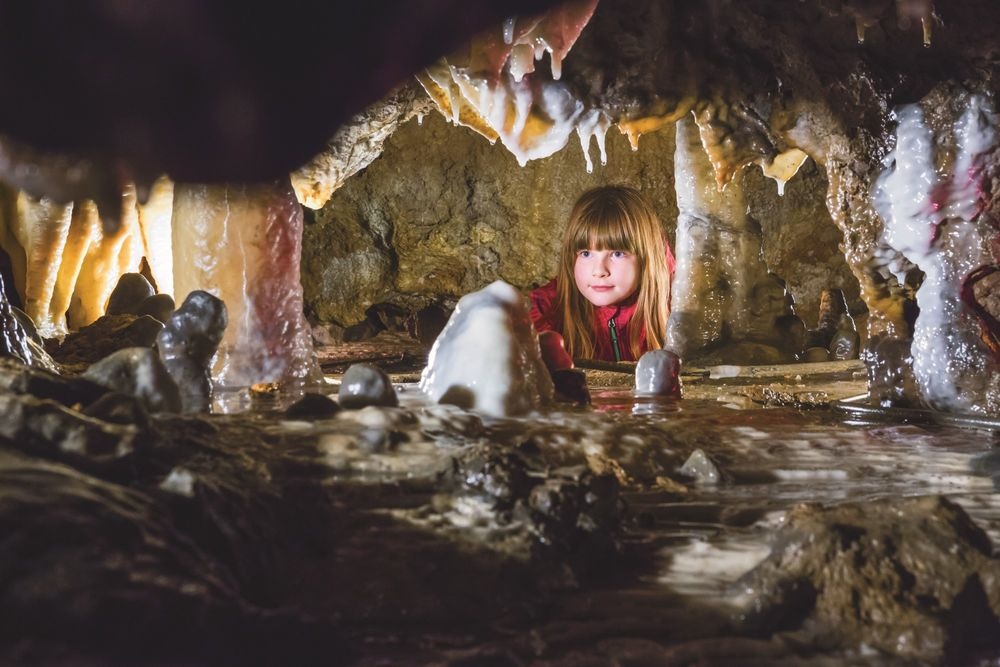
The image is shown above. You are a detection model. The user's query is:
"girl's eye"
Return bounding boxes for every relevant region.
[612,250,628,258]
[578,250,591,258]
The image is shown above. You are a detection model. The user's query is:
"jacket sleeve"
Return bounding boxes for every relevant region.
[529,279,559,333]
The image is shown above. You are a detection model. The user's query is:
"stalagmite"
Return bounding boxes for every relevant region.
[171,179,321,388]
[873,94,1000,412]
[420,281,553,417]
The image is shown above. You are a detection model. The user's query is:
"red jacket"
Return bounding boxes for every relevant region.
[529,246,675,363]
[530,280,642,361]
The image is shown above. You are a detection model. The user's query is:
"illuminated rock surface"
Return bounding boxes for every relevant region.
[873,92,1000,412]
[172,180,321,388]
[420,281,553,416]
[156,291,227,414]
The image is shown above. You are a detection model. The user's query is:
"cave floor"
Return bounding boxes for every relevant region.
[5,348,1000,666]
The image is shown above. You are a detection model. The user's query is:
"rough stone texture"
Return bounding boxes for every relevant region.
[48,314,163,373]
[736,496,1000,663]
[745,162,861,328]
[337,363,398,410]
[303,110,679,327]
[83,347,182,414]
[303,106,854,337]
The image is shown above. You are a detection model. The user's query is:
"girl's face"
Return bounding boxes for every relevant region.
[573,248,640,308]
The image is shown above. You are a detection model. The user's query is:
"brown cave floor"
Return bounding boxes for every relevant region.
[5,342,1000,666]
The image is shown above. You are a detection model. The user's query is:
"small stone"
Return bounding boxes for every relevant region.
[679,448,723,484]
[135,293,175,323]
[160,467,197,497]
[338,363,398,409]
[634,350,682,397]
[829,315,860,360]
[83,347,182,413]
[285,393,341,419]
[106,273,155,316]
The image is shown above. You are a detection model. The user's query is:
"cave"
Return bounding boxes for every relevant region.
[3,1,1000,665]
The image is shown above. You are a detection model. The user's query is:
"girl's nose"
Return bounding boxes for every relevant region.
[592,256,610,277]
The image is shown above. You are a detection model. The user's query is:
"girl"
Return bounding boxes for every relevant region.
[530,185,675,363]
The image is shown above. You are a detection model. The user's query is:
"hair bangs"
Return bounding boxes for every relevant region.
[569,208,635,252]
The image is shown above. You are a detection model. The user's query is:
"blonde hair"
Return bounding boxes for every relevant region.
[556,185,671,360]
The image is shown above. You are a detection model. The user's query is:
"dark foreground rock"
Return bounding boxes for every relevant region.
[735,496,1000,663]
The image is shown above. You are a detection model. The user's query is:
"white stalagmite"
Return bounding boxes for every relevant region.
[171,179,321,388]
[666,115,769,357]
[873,96,999,412]
[420,280,553,417]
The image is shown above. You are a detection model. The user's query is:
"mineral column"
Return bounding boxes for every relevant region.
[171,179,321,388]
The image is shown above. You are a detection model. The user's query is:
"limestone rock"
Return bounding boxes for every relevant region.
[285,393,341,419]
[735,496,1000,662]
[83,347,181,413]
[634,350,682,398]
[156,290,227,414]
[106,272,155,316]
[338,363,398,410]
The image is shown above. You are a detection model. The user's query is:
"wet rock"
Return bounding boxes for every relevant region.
[526,469,621,566]
[136,293,176,323]
[634,350,682,398]
[420,281,553,417]
[0,272,57,371]
[829,316,860,360]
[552,368,590,404]
[0,356,108,408]
[447,443,535,506]
[156,290,227,413]
[51,314,163,371]
[83,347,182,413]
[679,448,724,484]
[285,393,341,419]
[83,391,152,431]
[734,496,1000,663]
[805,288,851,349]
[0,392,138,466]
[106,272,155,316]
[866,336,919,408]
[338,363,398,409]
[11,306,40,345]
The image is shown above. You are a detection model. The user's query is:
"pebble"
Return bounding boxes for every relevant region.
[634,349,682,397]
[83,347,181,413]
[338,363,398,409]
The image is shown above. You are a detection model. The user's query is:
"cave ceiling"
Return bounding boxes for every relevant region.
[1,1,998,209]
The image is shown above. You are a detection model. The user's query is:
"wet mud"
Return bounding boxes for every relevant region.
[1,356,1000,665]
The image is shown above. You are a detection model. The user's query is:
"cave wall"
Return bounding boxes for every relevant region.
[302,106,858,334]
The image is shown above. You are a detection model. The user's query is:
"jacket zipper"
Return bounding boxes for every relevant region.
[608,308,622,362]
